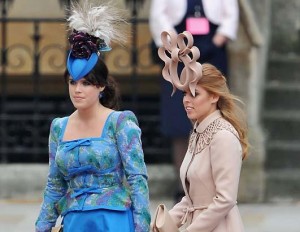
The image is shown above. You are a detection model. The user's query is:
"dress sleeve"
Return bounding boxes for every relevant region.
[115,111,151,232]
[35,118,67,232]
[186,130,242,232]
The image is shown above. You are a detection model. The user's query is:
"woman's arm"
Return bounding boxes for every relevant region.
[169,196,189,227]
[35,118,67,232]
[185,130,242,232]
[116,111,151,232]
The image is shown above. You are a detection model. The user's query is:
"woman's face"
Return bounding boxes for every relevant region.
[183,85,218,123]
[68,78,103,110]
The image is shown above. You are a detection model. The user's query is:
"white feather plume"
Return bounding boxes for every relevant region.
[67,0,129,46]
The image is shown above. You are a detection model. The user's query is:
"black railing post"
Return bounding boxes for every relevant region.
[125,0,145,115]
[32,20,41,160]
[0,0,9,162]
[131,1,138,113]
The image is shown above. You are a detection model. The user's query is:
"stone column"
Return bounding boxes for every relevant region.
[228,0,271,202]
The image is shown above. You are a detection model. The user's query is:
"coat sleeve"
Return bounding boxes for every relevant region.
[149,0,178,46]
[186,130,242,232]
[217,0,239,40]
[35,118,67,232]
[115,111,151,232]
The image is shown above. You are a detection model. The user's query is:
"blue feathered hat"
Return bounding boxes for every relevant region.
[66,1,128,80]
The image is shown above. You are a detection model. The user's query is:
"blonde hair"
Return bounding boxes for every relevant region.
[199,63,249,159]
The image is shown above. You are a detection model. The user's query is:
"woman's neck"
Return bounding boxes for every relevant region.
[197,108,218,124]
[75,104,107,121]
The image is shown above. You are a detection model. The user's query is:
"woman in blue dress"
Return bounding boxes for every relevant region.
[35,2,150,232]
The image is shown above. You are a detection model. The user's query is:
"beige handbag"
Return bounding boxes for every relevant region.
[51,225,63,232]
[152,204,180,232]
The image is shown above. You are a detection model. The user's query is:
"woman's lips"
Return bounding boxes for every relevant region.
[73,96,84,100]
[185,106,193,111]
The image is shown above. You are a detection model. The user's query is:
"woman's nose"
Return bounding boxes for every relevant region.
[75,83,81,92]
[183,94,190,103]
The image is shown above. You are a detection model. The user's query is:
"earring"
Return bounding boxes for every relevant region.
[99,92,103,99]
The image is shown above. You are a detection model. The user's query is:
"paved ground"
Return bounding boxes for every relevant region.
[1,198,300,232]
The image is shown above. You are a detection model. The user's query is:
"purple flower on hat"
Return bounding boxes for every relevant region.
[69,30,99,59]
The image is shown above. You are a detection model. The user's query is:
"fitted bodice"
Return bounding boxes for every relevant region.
[35,110,151,232]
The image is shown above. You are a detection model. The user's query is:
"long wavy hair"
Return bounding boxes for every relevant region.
[198,63,249,159]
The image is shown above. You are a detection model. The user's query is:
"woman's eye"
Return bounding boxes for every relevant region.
[69,80,76,85]
[182,91,187,96]
[82,81,91,86]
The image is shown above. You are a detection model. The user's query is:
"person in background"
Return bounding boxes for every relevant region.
[35,2,150,232]
[154,30,247,232]
[149,0,239,202]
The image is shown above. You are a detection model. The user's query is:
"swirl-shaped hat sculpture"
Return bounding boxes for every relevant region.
[158,31,202,97]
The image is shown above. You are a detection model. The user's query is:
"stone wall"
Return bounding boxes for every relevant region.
[0,164,176,200]
[262,0,300,202]
[227,0,271,202]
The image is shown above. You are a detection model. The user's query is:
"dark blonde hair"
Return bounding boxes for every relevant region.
[198,63,249,159]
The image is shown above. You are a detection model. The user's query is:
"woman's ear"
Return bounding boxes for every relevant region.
[211,94,219,104]
[99,86,105,92]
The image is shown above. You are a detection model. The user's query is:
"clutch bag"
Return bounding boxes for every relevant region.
[51,225,63,232]
[153,204,180,232]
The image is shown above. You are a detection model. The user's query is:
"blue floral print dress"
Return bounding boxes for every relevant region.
[35,111,151,232]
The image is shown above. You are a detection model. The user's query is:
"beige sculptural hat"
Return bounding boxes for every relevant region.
[158,31,202,97]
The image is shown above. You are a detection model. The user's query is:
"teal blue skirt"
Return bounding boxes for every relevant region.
[63,208,134,232]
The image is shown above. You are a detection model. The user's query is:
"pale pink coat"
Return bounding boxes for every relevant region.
[169,110,245,232]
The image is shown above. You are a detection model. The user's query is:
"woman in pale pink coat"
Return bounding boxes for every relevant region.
[168,63,248,232]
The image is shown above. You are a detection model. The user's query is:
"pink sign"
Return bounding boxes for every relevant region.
[186,17,210,35]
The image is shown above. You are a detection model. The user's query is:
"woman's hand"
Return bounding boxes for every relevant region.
[213,33,228,47]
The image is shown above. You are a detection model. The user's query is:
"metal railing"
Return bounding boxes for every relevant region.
[0,0,171,163]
